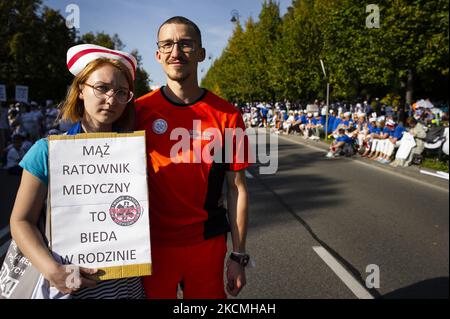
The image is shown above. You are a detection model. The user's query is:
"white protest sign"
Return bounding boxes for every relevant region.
[15,85,28,103]
[48,131,151,280]
[0,85,6,102]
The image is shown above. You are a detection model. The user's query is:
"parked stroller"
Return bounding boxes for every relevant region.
[424,126,449,160]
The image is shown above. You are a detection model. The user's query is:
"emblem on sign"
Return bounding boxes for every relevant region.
[109,195,142,226]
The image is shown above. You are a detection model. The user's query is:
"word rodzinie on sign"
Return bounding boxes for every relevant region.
[48,131,151,280]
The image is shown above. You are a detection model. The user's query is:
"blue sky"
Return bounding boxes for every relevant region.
[43,0,293,89]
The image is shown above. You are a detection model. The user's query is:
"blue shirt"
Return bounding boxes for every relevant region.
[369,126,380,134]
[336,135,353,144]
[332,118,342,131]
[327,117,336,133]
[383,127,395,137]
[393,125,405,139]
[261,108,268,117]
[19,138,49,185]
[300,115,307,123]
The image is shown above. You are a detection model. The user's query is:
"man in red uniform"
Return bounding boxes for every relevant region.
[135,16,250,299]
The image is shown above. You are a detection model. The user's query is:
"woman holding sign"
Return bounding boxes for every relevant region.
[8,44,145,298]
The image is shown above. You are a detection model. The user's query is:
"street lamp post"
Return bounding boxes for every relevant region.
[230,9,240,23]
[320,59,330,142]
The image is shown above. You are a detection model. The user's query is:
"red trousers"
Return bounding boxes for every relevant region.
[143,235,227,299]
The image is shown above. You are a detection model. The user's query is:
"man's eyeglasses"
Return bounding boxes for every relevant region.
[84,83,134,104]
[157,40,196,54]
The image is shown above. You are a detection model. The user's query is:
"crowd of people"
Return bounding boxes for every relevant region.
[2,97,448,176]
[240,98,449,168]
[0,101,73,175]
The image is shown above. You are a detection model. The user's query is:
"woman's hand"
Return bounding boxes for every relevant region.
[45,263,98,294]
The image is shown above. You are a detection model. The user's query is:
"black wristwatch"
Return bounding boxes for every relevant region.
[229,252,250,267]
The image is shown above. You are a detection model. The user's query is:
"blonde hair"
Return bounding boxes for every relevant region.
[59,58,135,131]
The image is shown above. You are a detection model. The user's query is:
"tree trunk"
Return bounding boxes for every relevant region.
[405,69,414,105]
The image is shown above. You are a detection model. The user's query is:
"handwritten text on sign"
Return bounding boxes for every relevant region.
[49,133,150,275]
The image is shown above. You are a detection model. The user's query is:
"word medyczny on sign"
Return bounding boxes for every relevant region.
[48,131,151,280]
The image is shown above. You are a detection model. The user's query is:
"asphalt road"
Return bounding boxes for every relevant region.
[1,131,448,299]
[233,131,449,299]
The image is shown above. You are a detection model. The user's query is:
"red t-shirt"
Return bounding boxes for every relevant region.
[135,88,250,246]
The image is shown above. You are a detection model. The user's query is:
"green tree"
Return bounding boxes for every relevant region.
[252,0,282,102]
[203,1,282,103]
[271,0,323,102]
[131,49,151,98]
[80,31,124,50]
[1,0,76,101]
[314,0,393,100]
[0,1,153,103]
[202,21,248,102]
[203,0,449,103]
[380,0,449,103]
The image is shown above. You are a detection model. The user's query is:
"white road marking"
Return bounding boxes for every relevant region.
[420,170,449,180]
[0,239,11,257]
[0,225,10,240]
[313,246,374,299]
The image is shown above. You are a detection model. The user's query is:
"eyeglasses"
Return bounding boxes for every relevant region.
[157,40,196,54]
[84,83,134,104]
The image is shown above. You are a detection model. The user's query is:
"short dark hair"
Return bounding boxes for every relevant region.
[158,16,202,47]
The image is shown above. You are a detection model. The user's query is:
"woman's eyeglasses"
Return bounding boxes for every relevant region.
[84,83,134,104]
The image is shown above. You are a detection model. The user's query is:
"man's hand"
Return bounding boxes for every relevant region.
[226,258,246,297]
[225,169,249,297]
